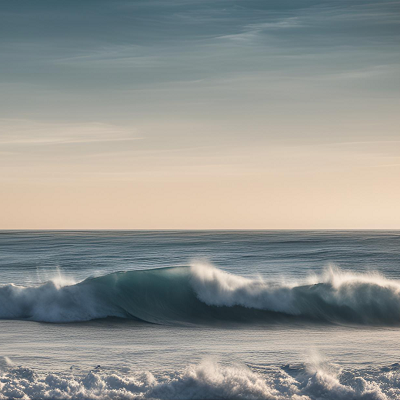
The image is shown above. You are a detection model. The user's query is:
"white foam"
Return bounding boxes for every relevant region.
[190,262,299,314]
[190,262,400,323]
[0,280,122,322]
[0,358,393,399]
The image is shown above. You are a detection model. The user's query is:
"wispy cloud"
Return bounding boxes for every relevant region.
[0,119,140,146]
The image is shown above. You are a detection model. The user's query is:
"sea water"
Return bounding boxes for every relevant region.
[1,230,400,399]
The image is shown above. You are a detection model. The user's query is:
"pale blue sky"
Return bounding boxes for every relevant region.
[1,0,400,228]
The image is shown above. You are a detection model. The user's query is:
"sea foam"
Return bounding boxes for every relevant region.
[0,357,393,399]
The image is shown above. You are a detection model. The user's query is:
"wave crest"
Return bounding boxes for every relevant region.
[191,263,400,324]
[1,263,400,325]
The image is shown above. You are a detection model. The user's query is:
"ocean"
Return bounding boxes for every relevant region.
[1,230,400,399]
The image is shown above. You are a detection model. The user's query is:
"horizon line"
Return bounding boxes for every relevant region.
[1,228,400,232]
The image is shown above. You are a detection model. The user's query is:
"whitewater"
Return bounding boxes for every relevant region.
[1,230,400,399]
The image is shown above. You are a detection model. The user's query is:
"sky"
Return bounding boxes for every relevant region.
[0,0,399,229]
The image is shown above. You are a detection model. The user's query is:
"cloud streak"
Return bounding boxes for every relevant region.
[0,119,140,146]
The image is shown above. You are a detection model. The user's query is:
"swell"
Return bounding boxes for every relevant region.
[1,264,400,325]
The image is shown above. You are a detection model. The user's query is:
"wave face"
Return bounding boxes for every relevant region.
[1,263,400,325]
[0,357,398,400]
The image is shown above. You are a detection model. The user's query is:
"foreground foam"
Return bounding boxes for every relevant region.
[1,263,400,325]
[0,358,394,399]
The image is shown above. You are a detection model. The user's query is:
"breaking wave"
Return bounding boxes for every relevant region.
[1,263,400,325]
[0,356,398,399]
